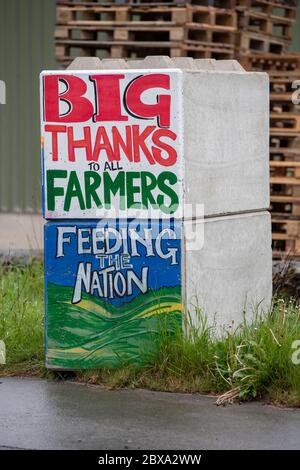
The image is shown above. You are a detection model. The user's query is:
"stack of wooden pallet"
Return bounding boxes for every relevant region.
[183,4,236,59]
[235,0,297,56]
[242,54,300,259]
[55,1,237,66]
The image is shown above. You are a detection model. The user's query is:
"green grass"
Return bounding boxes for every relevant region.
[0,261,44,369]
[1,261,300,406]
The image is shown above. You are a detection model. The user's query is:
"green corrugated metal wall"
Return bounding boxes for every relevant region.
[0,0,55,213]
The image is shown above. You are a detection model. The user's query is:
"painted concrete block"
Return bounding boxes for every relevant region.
[184,211,272,330]
[40,69,184,220]
[40,58,269,219]
[44,212,272,369]
[44,219,182,369]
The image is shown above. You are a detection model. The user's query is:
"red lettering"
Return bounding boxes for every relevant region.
[92,127,115,161]
[132,125,156,165]
[112,126,133,162]
[67,126,93,162]
[125,74,171,128]
[44,75,94,123]
[45,124,177,165]
[90,74,128,122]
[44,124,67,161]
[152,129,177,167]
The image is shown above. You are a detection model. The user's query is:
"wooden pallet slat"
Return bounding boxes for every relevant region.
[270,113,300,134]
[182,41,234,59]
[187,5,237,27]
[238,31,288,55]
[237,9,295,41]
[272,215,300,258]
[57,1,237,7]
[270,161,300,169]
[240,53,300,71]
[236,0,297,19]
[57,4,189,25]
[56,24,186,42]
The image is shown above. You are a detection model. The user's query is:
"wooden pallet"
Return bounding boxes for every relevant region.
[56,41,184,65]
[237,31,288,54]
[270,74,300,91]
[271,160,300,177]
[57,1,237,7]
[270,101,299,114]
[271,175,300,186]
[184,5,237,46]
[236,0,297,19]
[57,4,188,24]
[187,5,237,27]
[189,0,236,6]
[270,135,300,155]
[270,171,300,216]
[270,113,300,134]
[270,75,300,113]
[270,140,300,219]
[237,10,295,41]
[239,53,300,71]
[184,25,236,46]
[183,42,234,59]
[56,23,186,42]
[58,1,188,3]
[56,2,238,62]
[270,194,300,217]
[272,217,300,258]
[270,147,300,159]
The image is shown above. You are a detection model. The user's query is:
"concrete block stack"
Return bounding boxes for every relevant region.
[40,56,271,369]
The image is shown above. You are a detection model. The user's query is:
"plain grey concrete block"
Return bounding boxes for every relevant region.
[100,59,128,69]
[67,57,102,70]
[215,60,244,71]
[194,58,218,70]
[171,57,197,69]
[183,70,269,216]
[184,211,272,329]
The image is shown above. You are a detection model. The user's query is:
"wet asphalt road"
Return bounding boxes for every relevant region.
[0,377,299,450]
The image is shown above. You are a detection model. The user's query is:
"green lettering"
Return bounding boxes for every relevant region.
[141,171,158,210]
[64,171,85,212]
[103,171,125,209]
[46,169,67,211]
[126,172,142,209]
[157,172,179,214]
[84,171,102,209]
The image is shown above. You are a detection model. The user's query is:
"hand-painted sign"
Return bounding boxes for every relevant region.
[44,219,182,369]
[40,70,183,219]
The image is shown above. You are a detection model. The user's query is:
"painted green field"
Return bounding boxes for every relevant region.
[46,283,183,369]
